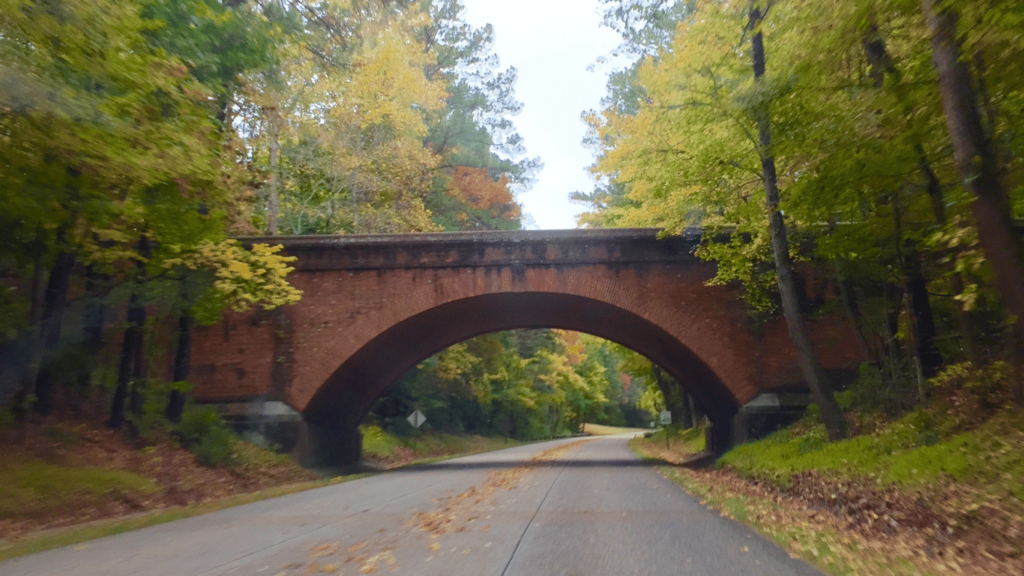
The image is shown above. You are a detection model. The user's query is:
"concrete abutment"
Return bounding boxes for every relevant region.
[296,419,363,468]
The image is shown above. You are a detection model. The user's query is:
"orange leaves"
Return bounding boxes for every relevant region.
[556,330,587,366]
[449,166,521,223]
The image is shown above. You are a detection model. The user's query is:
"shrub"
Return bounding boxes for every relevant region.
[837,362,919,416]
[362,424,397,456]
[176,408,235,466]
[931,362,1014,425]
[133,380,194,445]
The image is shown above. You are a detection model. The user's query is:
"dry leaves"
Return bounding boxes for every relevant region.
[296,440,591,575]
[633,437,1024,576]
[0,421,314,539]
[408,439,590,537]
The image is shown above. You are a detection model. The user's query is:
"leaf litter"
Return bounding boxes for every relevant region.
[632,435,1024,576]
[296,440,591,574]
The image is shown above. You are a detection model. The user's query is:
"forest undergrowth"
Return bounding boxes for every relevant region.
[0,415,316,546]
[632,363,1024,576]
[0,413,558,560]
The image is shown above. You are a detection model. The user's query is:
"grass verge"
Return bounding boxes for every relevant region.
[581,423,650,436]
[361,425,528,468]
[720,408,1024,495]
[630,436,925,576]
[0,473,370,563]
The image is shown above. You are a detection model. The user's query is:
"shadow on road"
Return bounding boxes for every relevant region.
[382,457,698,473]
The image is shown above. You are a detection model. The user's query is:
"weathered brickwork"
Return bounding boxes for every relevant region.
[190,229,863,432]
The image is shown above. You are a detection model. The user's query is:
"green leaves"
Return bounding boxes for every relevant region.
[578,0,1024,359]
[377,330,639,438]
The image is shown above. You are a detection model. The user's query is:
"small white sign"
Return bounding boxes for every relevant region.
[407,409,427,429]
[659,410,672,425]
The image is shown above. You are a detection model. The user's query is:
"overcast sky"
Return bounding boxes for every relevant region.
[459,0,623,230]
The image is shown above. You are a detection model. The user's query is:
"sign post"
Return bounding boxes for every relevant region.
[407,409,426,450]
[659,411,672,448]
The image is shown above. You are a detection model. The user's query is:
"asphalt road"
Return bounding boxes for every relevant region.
[0,436,822,576]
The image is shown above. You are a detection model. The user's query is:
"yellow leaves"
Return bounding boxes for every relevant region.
[927,216,987,311]
[245,4,448,236]
[163,240,302,312]
[434,343,480,381]
[309,542,340,558]
[226,260,253,280]
[349,22,445,131]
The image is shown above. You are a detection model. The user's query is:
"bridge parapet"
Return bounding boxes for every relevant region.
[238,228,702,271]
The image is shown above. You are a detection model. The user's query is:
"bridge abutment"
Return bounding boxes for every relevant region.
[706,415,736,455]
[296,419,363,468]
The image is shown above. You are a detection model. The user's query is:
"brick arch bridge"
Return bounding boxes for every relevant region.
[189,229,862,465]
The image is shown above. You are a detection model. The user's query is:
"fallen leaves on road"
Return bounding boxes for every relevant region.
[409,439,589,538]
[295,440,591,575]
[309,542,340,558]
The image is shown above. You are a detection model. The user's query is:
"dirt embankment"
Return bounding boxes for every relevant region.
[0,421,314,540]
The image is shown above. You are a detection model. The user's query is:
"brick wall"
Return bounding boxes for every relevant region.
[189,229,864,425]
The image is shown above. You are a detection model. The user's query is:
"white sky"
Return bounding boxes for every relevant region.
[460,0,623,230]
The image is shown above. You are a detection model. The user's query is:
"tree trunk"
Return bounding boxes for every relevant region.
[75,270,107,413]
[108,293,144,429]
[4,247,47,409]
[651,364,686,427]
[905,252,943,378]
[864,20,982,366]
[688,394,702,426]
[917,152,983,364]
[166,311,193,423]
[1014,323,1024,404]
[922,1,1024,354]
[128,323,146,416]
[267,107,281,236]
[749,4,846,440]
[108,237,149,429]
[863,23,947,376]
[679,390,694,429]
[893,190,943,385]
[835,263,875,362]
[33,251,74,415]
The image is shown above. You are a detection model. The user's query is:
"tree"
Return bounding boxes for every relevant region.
[746,2,846,439]
[420,0,538,231]
[920,0,1024,357]
[0,0,238,413]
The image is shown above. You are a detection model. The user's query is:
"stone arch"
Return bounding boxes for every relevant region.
[299,292,740,466]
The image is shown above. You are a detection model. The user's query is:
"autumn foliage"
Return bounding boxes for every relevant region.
[449,167,521,226]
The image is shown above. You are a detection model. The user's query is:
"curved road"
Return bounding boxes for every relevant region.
[0,436,821,576]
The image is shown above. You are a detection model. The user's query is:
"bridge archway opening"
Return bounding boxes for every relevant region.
[300,292,740,466]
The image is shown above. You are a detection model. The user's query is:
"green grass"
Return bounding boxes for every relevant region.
[233,439,297,467]
[0,460,161,519]
[720,407,1024,494]
[581,423,650,436]
[362,424,405,457]
[630,437,929,576]
[0,473,370,562]
[643,425,707,453]
[361,425,522,465]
